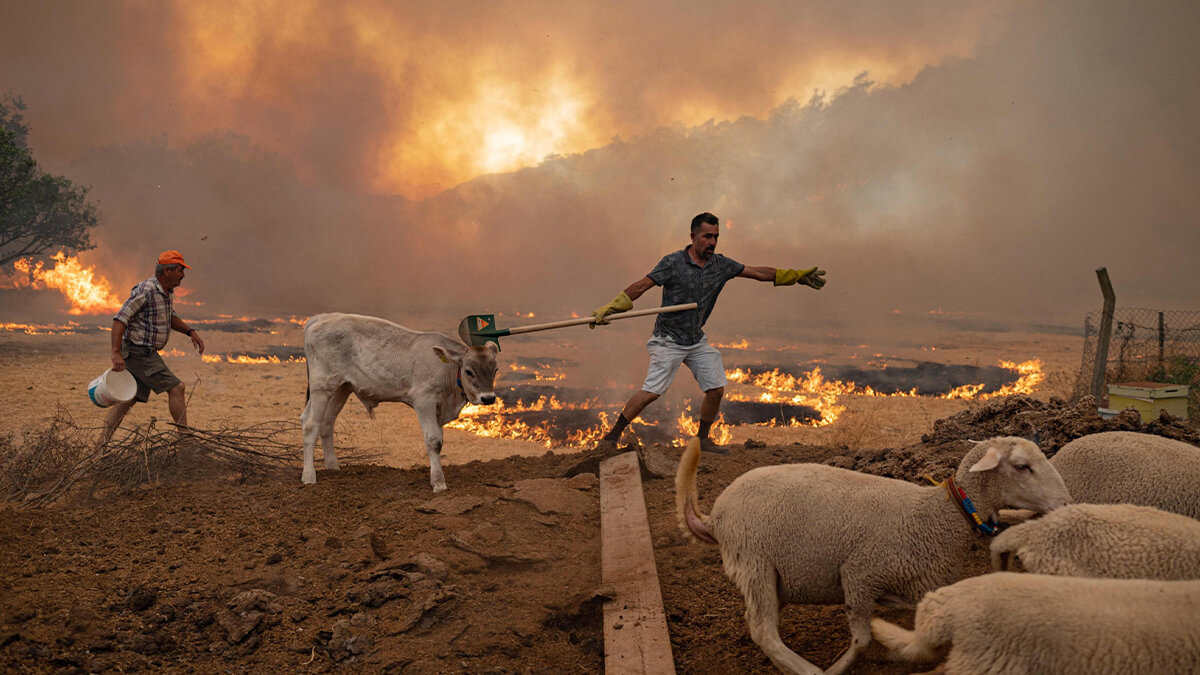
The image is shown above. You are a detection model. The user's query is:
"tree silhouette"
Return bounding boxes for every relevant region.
[1,92,99,268]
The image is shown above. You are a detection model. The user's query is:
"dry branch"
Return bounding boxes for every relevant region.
[0,408,381,507]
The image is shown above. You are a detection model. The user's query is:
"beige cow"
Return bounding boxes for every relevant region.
[301,313,499,492]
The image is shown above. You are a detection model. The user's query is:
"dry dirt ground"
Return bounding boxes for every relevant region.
[5,324,1194,673]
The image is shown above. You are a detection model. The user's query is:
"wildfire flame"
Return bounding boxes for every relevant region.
[447,395,611,448]
[507,362,566,382]
[726,366,849,426]
[6,252,122,315]
[0,320,94,335]
[194,353,305,364]
[450,358,1046,446]
[676,405,734,444]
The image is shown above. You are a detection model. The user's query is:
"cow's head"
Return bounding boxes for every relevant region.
[433,342,499,405]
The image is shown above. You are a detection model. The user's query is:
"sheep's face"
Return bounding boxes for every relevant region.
[967,437,1072,513]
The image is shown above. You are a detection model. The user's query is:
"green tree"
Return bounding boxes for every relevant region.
[1,92,99,268]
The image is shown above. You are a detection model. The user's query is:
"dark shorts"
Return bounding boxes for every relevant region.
[120,343,182,403]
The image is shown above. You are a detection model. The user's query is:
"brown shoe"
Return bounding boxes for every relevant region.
[698,437,729,455]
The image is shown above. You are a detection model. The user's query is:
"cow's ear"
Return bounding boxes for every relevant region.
[432,346,460,365]
[485,340,500,355]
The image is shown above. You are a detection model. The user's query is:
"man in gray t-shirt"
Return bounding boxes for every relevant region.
[590,212,826,453]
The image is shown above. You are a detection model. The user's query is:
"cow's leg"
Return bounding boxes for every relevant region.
[414,402,447,492]
[319,385,352,471]
[300,389,330,484]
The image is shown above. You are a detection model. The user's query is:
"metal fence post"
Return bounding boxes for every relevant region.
[1159,311,1165,373]
[1090,268,1116,402]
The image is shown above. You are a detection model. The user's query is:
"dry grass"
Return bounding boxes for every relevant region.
[1039,366,1079,401]
[0,409,381,508]
[825,406,884,452]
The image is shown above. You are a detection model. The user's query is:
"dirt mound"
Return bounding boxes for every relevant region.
[842,395,1200,483]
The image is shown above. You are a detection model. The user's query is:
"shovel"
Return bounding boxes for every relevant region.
[458,303,698,347]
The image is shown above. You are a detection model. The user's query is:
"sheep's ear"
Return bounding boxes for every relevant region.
[432,346,461,365]
[968,446,1003,473]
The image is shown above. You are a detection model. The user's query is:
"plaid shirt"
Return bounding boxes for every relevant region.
[646,248,745,346]
[113,277,177,350]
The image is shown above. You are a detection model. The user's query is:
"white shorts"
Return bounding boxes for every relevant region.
[640,335,727,396]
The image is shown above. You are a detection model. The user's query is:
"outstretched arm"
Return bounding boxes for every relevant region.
[592,276,658,326]
[737,266,776,282]
[622,276,657,301]
[739,266,826,289]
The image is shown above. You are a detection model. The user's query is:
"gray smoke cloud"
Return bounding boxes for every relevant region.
[2,0,1197,349]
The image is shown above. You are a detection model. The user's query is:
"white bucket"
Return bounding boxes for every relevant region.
[88,368,137,408]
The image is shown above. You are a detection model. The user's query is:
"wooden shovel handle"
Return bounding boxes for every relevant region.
[505,303,698,336]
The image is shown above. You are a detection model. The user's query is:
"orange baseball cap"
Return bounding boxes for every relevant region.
[157,250,191,269]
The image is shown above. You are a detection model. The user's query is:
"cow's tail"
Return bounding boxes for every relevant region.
[305,360,310,404]
[675,437,717,544]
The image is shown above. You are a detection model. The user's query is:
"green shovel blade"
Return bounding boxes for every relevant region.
[458,314,509,347]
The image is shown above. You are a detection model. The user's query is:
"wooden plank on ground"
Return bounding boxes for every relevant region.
[600,451,676,675]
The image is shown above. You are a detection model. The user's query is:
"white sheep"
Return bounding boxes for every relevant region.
[991,503,1200,580]
[1051,431,1200,519]
[675,436,1071,675]
[871,573,1200,674]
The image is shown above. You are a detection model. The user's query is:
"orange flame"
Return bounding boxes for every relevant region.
[982,359,1045,398]
[676,404,734,444]
[197,353,306,364]
[8,252,121,315]
[446,393,609,446]
[447,395,610,448]
[507,362,567,382]
[445,359,1045,446]
[0,320,90,335]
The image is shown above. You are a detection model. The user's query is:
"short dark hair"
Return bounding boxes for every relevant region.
[690,212,719,232]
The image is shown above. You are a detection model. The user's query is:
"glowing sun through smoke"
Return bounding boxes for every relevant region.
[380,72,601,193]
[151,1,996,198]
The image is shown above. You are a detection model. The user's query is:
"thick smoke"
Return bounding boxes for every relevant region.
[1,0,1197,347]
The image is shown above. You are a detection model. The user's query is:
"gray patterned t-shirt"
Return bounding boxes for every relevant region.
[646,248,745,346]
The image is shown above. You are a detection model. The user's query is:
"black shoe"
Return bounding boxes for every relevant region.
[698,437,729,455]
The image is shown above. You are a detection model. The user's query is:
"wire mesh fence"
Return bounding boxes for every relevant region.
[1073,308,1200,422]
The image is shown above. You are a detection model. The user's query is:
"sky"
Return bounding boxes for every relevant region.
[1,0,1198,343]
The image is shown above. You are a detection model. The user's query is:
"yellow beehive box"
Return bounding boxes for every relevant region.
[1107,382,1190,422]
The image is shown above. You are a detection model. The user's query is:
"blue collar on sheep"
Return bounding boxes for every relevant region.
[945,475,1001,536]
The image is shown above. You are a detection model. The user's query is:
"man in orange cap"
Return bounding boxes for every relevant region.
[100,250,206,443]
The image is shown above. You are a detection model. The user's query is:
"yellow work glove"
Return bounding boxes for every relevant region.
[591,291,634,327]
[775,267,826,290]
